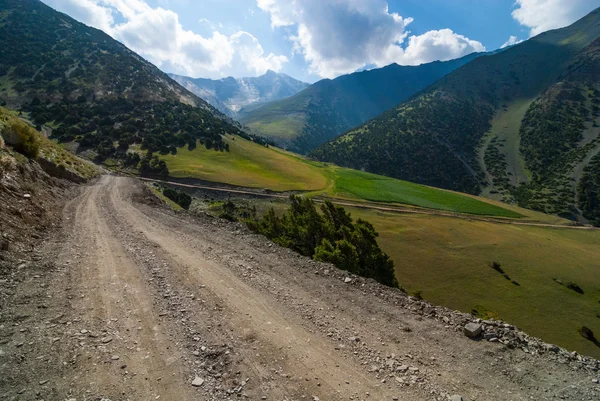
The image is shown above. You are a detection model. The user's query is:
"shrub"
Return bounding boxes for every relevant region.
[566,282,584,294]
[248,195,398,288]
[489,261,505,274]
[5,120,40,158]
[162,187,192,210]
[579,326,596,342]
[0,154,16,176]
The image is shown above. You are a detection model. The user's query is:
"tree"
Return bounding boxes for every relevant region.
[248,196,398,287]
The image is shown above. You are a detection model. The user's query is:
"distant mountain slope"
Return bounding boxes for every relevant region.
[237,53,483,153]
[311,7,600,223]
[0,0,245,170]
[169,70,309,117]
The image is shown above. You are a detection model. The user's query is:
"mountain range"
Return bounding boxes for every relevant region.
[237,53,484,153]
[168,70,308,118]
[311,7,600,223]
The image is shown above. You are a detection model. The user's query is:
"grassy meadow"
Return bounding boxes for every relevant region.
[160,135,328,191]
[159,136,526,218]
[331,169,522,218]
[347,207,600,359]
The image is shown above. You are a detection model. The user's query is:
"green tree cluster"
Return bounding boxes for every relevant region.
[162,187,192,210]
[248,196,398,287]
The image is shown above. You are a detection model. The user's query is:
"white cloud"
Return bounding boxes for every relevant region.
[44,0,114,32]
[42,0,287,79]
[257,0,485,78]
[512,0,599,37]
[500,35,524,49]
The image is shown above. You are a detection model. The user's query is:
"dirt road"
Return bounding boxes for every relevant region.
[1,176,599,400]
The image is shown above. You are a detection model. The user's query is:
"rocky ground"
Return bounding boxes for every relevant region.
[1,175,599,401]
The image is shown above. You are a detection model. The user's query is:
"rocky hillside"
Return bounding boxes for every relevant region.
[311,7,600,223]
[0,0,244,165]
[238,53,483,153]
[169,70,308,117]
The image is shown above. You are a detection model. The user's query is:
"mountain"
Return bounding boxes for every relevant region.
[237,53,484,153]
[168,70,309,117]
[0,0,245,170]
[311,8,600,224]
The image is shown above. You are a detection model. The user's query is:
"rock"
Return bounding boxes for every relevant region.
[23,194,31,199]
[464,323,483,338]
[450,396,463,401]
[483,332,497,340]
[348,336,360,342]
[344,277,352,283]
[593,378,599,384]
[111,355,120,360]
[191,376,205,387]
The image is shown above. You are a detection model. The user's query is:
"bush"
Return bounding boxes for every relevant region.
[248,195,398,287]
[579,326,596,342]
[566,282,584,294]
[163,187,192,210]
[489,261,505,274]
[5,120,40,158]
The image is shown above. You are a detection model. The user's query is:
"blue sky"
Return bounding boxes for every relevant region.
[43,0,600,83]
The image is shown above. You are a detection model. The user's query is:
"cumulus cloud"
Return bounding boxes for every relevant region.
[500,35,524,49]
[42,0,287,78]
[257,0,485,78]
[512,0,598,37]
[44,0,114,32]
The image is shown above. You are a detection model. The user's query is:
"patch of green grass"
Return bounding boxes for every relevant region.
[347,207,600,360]
[245,113,305,140]
[160,135,328,191]
[332,168,523,218]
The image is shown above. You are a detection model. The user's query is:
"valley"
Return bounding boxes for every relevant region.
[1,0,600,398]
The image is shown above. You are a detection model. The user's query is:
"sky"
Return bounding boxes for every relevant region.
[41,0,600,83]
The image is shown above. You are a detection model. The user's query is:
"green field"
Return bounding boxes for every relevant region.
[158,136,528,218]
[244,114,305,140]
[161,135,328,191]
[332,169,522,218]
[342,207,600,360]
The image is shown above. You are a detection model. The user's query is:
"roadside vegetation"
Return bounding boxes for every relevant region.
[247,195,398,288]
[0,107,100,180]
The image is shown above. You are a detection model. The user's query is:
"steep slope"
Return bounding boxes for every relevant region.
[169,70,309,117]
[238,53,483,153]
[0,0,244,166]
[312,8,600,217]
[516,37,600,219]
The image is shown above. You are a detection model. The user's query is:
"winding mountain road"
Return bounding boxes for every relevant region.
[2,176,598,400]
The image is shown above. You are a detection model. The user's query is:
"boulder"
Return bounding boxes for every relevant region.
[464,323,483,338]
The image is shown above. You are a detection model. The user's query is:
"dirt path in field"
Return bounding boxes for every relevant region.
[137,176,599,230]
[1,175,599,401]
